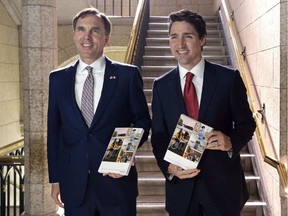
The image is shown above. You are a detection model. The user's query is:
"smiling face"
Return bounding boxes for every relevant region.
[73,14,109,64]
[169,21,206,71]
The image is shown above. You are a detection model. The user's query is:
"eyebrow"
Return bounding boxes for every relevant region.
[75,26,101,31]
[169,32,194,37]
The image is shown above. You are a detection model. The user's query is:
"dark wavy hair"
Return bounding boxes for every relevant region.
[168,9,207,39]
[72,7,111,36]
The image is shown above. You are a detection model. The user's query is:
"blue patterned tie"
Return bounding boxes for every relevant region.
[81,66,94,127]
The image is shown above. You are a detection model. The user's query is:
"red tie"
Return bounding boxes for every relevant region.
[184,72,199,119]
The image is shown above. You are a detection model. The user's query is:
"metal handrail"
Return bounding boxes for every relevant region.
[0,138,25,216]
[124,0,148,66]
[220,0,288,191]
[0,138,24,157]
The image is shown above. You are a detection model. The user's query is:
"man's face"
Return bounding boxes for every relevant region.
[169,21,206,70]
[73,14,109,64]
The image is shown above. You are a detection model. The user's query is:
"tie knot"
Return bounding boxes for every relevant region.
[86,66,93,75]
[186,72,194,82]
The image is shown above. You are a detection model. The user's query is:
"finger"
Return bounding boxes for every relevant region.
[178,169,200,179]
[206,141,218,149]
[168,164,182,175]
[176,169,199,176]
[107,173,124,178]
[53,195,64,207]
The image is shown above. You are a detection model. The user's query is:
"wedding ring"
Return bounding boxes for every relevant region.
[216,141,219,147]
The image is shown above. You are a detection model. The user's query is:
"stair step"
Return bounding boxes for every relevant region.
[149,16,219,23]
[144,45,226,56]
[141,65,174,77]
[143,55,229,66]
[148,29,223,38]
[137,169,260,197]
[146,37,224,46]
[149,22,221,30]
[136,197,265,216]
[136,151,256,172]
[142,77,155,89]
[143,89,152,102]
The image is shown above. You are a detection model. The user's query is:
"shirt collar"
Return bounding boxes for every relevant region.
[78,55,106,74]
[179,57,205,80]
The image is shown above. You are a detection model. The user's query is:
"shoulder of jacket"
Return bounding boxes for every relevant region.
[50,59,78,74]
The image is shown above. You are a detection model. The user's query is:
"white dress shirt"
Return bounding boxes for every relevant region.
[178,57,205,107]
[75,56,106,113]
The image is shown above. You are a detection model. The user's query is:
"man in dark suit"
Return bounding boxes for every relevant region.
[151,9,256,216]
[47,8,151,216]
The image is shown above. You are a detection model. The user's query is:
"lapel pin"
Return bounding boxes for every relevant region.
[110,76,116,80]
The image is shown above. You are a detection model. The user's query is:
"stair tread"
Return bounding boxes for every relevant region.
[147,37,223,40]
[143,55,229,58]
[145,45,224,49]
[147,29,222,33]
[137,171,259,180]
[137,195,266,206]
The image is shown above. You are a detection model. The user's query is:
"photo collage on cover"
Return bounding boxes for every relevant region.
[168,117,211,163]
[102,128,142,163]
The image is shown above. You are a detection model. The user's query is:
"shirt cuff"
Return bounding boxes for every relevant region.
[227,149,233,158]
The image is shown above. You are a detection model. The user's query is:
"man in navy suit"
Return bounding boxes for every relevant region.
[151,9,256,216]
[47,8,151,216]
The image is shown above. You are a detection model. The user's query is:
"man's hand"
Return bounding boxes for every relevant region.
[103,173,125,178]
[168,164,200,179]
[51,183,64,207]
[206,130,232,151]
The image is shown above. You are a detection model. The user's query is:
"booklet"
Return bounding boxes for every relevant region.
[98,127,144,176]
[164,114,213,170]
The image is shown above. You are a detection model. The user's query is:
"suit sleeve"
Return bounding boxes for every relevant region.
[229,70,256,157]
[47,73,61,183]
[128,67,151,147]
[151,80,172,178]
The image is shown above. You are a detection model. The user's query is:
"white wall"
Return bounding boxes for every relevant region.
[0,1,22,148]
[214,0,283,215]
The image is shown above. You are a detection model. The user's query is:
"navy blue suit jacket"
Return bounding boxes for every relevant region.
[47,57,151,206]
[151,60,256,216]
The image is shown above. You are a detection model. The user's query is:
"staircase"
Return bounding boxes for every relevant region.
[136,16,266,216]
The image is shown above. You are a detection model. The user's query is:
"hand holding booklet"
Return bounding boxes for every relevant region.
[98,127,144,176]
[164,114,213,170]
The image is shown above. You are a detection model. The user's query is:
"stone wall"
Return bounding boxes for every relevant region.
[0,1,22,148]
[215,1,283,215]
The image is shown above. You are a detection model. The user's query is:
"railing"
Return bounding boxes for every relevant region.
[90,0,139,16]
[124,0,149,67]
[0,138,25,216]
[219,0,288,192]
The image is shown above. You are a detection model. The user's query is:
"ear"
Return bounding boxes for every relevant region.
[104,35,110,45]
[200,35,207,47]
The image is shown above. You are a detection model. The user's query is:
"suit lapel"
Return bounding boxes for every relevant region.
[198,61,218,121]
[91,58,117,127]
[64,60,88,127]
[167,68,187,116]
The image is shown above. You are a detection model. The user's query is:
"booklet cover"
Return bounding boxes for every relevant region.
[98,127,144,176]
[164,114,213,170]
